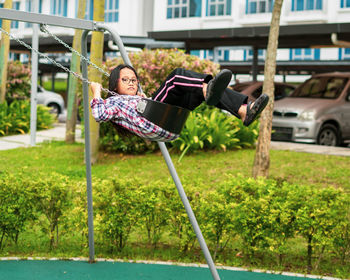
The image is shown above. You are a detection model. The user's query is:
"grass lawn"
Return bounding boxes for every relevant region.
[0,141,349,191]
[0,142,349,278]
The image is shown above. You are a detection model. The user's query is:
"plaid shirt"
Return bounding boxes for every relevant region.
[90,95,179,142]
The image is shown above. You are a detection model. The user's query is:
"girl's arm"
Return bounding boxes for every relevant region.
[90,82,120,122]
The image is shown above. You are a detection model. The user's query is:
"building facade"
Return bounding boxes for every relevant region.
[1,0,350,71]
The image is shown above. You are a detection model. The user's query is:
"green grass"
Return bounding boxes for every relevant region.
[0,142,349,278]
[0,141,349,191]
[42,79,67,94]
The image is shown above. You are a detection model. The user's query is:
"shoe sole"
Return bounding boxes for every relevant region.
[243,94,269,126]
[206,69,232,106]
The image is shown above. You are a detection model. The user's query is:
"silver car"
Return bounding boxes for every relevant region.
[36,85,65,117]
[272,72,350,146]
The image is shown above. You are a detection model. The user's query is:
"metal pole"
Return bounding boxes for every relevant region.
[81,29,95,263]
[158,143,221,280]
[0,8,96,30]
[29,0,39,146]
[97,24,221,280]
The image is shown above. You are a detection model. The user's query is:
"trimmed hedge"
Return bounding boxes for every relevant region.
[0,173,349,274]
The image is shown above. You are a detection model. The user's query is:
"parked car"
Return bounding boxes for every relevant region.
[272,72,350,146]
[231,81,295,102]
[36,85,65,117]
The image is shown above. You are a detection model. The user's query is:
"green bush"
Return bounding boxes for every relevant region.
[1,170,349,276]
[5,61,31,103]
[0,173,35,249]
[165,182,201,253]
[29,173,72,249]
[95,178,143,252]
[138,182,171,247]
[171,105,259,161]
[0,100,55,136]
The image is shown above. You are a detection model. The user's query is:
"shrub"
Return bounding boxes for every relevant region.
[165,181,202,253]
[29,173,72,249]
[6,61,31,103]
[293,186,348,273]
[199,190,235,260]
[0,100,55,136]
[138,181,171,247]
[171,105,259,161]
[0,173,35,249]
[95,178,143,251]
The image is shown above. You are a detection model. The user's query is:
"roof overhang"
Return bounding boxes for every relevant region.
[148,23,350,50]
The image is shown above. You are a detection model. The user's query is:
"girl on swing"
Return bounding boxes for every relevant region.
[90,64,269,142]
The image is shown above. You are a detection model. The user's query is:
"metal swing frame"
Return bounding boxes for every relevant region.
[0,8,221,280]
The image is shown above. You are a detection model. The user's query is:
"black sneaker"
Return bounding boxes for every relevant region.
[243,94,269,126]
[205,69,232,106]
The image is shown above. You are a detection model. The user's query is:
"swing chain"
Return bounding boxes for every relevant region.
[40,24,110,78]
[0,26,117,96]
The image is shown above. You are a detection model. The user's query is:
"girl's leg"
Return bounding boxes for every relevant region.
[152,68,212,110]
[215,88,248,118]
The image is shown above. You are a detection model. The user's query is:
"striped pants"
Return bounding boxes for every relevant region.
[152,68,247,118]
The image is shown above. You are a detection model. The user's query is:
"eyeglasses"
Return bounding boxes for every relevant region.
[120,77,138,85]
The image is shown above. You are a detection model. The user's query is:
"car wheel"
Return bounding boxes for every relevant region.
[48,103,60,118]
[317,124,340,146]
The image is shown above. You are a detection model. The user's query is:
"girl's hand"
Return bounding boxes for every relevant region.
[90,82,102,99]
[137,91,147,98]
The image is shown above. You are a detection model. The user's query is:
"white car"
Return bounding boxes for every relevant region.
[36,85,65,117]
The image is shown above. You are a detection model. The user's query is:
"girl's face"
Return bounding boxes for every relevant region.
[116,68,138,95]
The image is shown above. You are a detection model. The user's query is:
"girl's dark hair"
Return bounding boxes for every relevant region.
[107,64,139,98]
[107,64,140,137]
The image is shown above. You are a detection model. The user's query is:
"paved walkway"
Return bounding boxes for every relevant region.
[0,122,349,156]
[0,123,82,151]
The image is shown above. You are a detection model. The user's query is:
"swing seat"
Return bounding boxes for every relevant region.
[136,98,190,134]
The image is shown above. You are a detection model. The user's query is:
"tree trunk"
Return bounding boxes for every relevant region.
[88,0,105,164]
[252,0,284,178]
[65,0,86,143]
[0,0,13,103]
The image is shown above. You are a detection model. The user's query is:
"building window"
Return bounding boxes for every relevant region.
[339,48,350,60]
[206,0,231,16]
[340,0,350,8]
[25,0,32,27]
[290,48,320,60]
[291,0,322,11]
[190,49,230,61]
[50,0,68,16]
[11,2,20,29]
[246,0,273,14]
[167,0,201,19]
[105,0,119,22]
[243,49,266,61]
[85,0,94,20]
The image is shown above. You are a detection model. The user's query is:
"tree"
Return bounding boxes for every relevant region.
[88,0,105,163]
[252,0,284,178]
[65,0,86,143]
[0,0,13,103]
